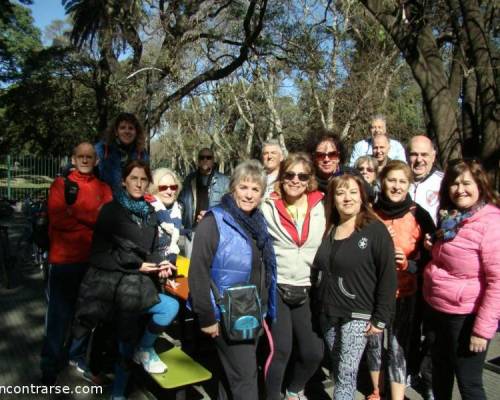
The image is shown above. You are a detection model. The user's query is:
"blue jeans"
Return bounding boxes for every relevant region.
[40,263,88,379]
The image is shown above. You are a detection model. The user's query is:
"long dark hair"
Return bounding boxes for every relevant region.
[439,159,499,211]
[105,112,146,153]
[324,174,379,234]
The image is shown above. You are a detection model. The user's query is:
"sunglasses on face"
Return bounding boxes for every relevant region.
[158,184,178,192]
[198,155,213,161]
[283,172,310,182]
[358,167,375,173]
[315,151,339,161]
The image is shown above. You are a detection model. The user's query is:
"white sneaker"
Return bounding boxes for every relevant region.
[133,347,167,374]
[285,389,308,400]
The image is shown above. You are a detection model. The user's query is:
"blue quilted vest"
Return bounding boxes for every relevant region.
[209,206,253,320]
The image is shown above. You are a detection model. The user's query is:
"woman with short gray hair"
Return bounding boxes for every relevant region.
[189,159,277,400]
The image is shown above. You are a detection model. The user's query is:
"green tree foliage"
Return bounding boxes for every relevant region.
[0,0,41,82]
[0,46,100,155]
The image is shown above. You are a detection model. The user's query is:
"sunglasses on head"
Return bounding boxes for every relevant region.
[283,172,310,182]
[158,184,178,192]
[198,154,213,161]
[358,166,375,173]
[315,151,339,161]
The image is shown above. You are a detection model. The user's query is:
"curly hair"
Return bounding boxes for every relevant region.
[105,112,146,153]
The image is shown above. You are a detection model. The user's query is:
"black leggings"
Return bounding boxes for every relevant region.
[214,335,259,400]
[265,295,324,399]
[426,305,488,400]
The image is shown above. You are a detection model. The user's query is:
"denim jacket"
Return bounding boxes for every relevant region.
[178,170,229,232]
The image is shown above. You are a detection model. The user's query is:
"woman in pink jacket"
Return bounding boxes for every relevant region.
[423,159,500,400]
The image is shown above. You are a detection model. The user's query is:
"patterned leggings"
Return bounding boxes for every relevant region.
[366,296,416,384]
[324,319,368,400]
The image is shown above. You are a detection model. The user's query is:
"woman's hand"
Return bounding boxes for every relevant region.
[470,335,488,353]
[201,323,219,338]
[394,247,408,269]
[139,262,161,273]
[157,261,176,279]
[365,322,383,336]
[166,279,180,289]
[423,233,433,251]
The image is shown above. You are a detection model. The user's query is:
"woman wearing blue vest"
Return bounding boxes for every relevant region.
[95,113,149,194]
[189,160,277,400]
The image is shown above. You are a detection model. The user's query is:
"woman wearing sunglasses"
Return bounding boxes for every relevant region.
[309,128,372,198]
[146,168,183,267]
[261,153,325,400]
[354,156,380,202]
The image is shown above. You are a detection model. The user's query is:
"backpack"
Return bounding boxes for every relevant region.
[33,177,79,250]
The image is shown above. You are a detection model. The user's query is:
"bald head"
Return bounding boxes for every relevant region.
[372,135,390,168]
[409,135,436,181]
[72,142,97,175]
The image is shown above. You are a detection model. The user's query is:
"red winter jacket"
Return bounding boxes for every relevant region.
[48,171,112,264]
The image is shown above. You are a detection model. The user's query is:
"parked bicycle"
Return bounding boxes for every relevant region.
[18,196,50,289]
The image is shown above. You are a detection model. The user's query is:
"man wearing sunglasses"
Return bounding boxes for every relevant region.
[178,147,230,257]
[348,115,406,167]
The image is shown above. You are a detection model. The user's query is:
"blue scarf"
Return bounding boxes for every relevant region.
[436,201,485,241]
[115,189,151,222]
[220,193,276,288]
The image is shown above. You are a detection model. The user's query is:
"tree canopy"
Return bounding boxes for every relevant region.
[0,0,497,185]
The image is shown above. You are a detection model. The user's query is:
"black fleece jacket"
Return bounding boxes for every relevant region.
[312,220,396,329]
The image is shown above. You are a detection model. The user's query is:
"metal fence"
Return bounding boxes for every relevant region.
[0,155,68,201]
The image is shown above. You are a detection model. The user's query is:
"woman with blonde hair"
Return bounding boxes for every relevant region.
[146,168,183,265]
[261,152,325,400]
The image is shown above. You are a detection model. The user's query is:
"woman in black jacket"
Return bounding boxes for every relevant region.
[312,174,397,400]
[74,160,178,400]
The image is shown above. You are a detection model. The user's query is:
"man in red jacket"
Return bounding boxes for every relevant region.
[41,142,112,385]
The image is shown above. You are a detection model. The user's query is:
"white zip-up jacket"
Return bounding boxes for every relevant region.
[261,191,326,287]
[409,168,443,225]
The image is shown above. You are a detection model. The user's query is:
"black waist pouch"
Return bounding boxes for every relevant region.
[278,283,310,306]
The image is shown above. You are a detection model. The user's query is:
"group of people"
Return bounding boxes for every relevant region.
[40,112,499,400]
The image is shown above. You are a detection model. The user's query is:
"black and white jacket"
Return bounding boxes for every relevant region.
[312,220,396,329]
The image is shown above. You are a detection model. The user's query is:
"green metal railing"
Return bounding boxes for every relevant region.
[0,155,68,200]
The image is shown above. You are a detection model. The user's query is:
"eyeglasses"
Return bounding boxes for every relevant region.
[198,155,213,161]
[315,151,339,161]
[283,172,310,182]
[357,167,375,173]
[158,184,178,192]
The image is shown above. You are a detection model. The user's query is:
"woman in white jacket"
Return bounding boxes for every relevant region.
[261,152,325,400]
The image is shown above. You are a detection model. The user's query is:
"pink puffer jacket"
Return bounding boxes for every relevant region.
[423,203,500,339]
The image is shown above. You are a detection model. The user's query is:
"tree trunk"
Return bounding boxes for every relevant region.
[459,0,499,166]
